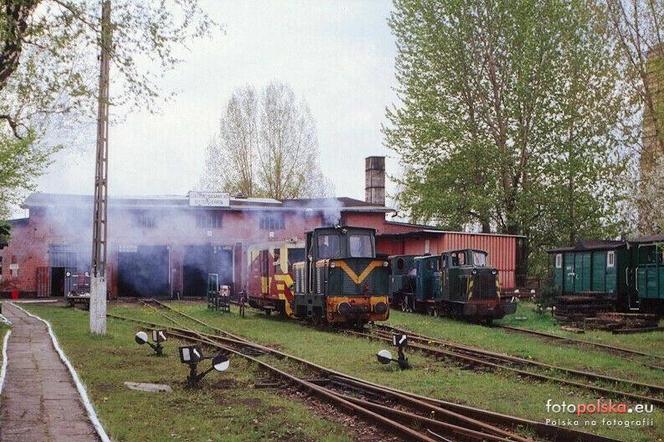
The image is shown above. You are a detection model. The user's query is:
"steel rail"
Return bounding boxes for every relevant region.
[121,310,519,442]
[350,328,664,407]
[170,329,525,442]
[495,325,664,360]
[142,299,249,343]
[373,325,664,395]
[107,310,616,442]
[112,312,523,441]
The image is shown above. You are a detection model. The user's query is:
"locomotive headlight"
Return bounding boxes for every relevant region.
[492,270,497,275]
[329,262,336,268]
[383,261,389,267]
[472,269,478,275]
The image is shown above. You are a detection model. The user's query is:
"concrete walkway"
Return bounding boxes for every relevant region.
[0,303,99,442]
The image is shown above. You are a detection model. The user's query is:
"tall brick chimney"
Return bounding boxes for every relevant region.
[365,156,385,206]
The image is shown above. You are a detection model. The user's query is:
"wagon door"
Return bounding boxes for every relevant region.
[574,253,591,292]
[564,253,575,293]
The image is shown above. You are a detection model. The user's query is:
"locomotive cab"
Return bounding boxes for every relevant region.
[441,249,516,320]
[292,226,390,325]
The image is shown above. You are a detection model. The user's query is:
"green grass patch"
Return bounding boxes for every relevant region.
[21,302,664,442]
[103,302,663,442]
[385,305,664,387]
[20,304,352,442]
[498,302,664,358]
[0,323,8,365]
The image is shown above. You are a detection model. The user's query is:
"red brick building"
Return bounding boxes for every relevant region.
[0,157,527,298]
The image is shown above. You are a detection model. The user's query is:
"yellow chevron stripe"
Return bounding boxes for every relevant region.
[335,260,384,284]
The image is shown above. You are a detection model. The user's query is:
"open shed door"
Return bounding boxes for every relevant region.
[36,267,50,297]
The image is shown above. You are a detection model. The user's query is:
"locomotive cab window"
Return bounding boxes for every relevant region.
[607,251,615,268]
[472,251,487,267]
[318,234,341,259]
[287,248,305,272]
[555,253,563,269]
[349,234,373,258]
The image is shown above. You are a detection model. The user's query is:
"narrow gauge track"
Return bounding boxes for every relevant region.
[495,325,664,362]
[107,300,617,442]
[355,324,664,408]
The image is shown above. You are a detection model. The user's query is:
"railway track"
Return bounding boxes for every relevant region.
[109,300,616,442]
[494,324,664,362]
[355,323,664,408]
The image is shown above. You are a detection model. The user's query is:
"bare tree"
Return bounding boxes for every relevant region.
[201,87,258,196]
[202,82,328,199]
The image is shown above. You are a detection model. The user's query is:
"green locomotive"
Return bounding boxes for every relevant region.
[389,249,517,321]
[292,226,390,325]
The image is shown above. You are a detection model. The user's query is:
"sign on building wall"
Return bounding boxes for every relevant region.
[188,191,230,207]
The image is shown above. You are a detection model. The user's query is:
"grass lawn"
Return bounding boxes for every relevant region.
[386,303,664,387]
[497,301,664,358]
[17,303,353,442]
[0,323,8,366]
[85,303,664,441]
[19,302,664,442]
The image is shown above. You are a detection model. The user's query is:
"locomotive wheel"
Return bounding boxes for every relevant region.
[311,312,323,327]
[400,299,409,312]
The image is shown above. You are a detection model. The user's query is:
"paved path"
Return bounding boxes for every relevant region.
[0,303,99,442]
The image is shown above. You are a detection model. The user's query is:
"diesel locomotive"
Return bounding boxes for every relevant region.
[247,226,390,325]
[389,249,517,322]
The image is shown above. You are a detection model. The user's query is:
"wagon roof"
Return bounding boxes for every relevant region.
[547,240,625,253]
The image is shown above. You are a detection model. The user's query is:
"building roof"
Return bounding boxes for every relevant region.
[22,192,394,213]
[381,221,527,238]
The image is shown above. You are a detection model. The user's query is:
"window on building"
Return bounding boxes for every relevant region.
[137,212,156,228]
[607,251,615,268]
[259,214,285,230]
[197,212,223,228]
[555,253,563,269]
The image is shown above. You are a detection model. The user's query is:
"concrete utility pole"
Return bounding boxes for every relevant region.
[90,0,111,335]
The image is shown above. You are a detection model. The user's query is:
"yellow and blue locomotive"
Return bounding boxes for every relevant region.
[292,226,390,325]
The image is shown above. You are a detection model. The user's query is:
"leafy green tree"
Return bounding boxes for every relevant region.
[604,0,664,234]
[385,0,630,276]
[0,1,215,213]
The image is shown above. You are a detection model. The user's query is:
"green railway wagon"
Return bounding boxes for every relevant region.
[549,241,636,310]
[631,235,664,313]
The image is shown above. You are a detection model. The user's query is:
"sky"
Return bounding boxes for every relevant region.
[35,0,401,212]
